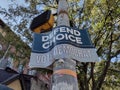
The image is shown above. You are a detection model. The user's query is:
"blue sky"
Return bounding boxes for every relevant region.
[0,0,11,9]
[0,0,32,46]
[0,0,27,22]
[0,0,119,62]
[0,0,26,9]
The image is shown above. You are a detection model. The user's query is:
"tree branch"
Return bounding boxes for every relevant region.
[96,32,113,90]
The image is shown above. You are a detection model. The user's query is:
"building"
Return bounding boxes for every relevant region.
[0,19,51,90]
[0,19,30,71]
[0,67,34,90]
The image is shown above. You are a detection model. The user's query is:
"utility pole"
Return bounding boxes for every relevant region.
[30,0,98,89]
[52,0,79,90]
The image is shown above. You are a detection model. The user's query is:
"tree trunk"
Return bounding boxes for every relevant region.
[51,0,79,90]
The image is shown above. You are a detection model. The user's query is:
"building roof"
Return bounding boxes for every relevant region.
[0,67,35,90]
[0,67,19,84]
[0,84,13,90]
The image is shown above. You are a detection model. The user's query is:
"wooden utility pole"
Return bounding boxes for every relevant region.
[52,0,79,90]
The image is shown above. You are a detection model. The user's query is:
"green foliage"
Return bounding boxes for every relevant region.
[0,25,31,63]
[0,0,120,89]
[79,0,120,89]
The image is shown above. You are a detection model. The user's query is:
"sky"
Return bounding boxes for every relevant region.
[0,0,26,9]
[0,0,120,62]
[0,0,28,26]
[0,0,11,9]
[0,0,85,47]
[0,0,32,46]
